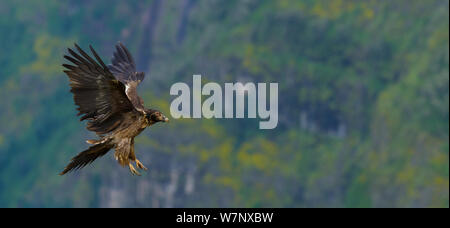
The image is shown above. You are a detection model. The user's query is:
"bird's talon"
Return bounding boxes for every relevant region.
[135,159,148,171]
[129,164,141,176]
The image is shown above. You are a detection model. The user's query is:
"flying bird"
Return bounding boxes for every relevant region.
[60,42,169,176]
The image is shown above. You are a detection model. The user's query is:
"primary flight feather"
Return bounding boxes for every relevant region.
[60,42,169,176]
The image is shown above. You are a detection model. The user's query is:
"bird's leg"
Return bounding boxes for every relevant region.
[128,163,141,176]
[135,159,148,171]
[129,140,148,171]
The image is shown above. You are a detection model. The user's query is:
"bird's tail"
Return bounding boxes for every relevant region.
[60,139,113,175]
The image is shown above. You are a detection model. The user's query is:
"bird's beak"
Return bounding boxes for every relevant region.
[164,117,170,122]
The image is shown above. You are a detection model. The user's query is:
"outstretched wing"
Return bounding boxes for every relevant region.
[108,42,146,113]
[63,43,136,135]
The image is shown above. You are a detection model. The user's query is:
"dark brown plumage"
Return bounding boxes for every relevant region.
[60,42,169,176]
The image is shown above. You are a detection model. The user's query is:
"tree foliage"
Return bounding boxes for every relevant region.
[0,0,448,207]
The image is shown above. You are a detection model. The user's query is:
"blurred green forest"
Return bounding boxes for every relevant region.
[0,0,448,207]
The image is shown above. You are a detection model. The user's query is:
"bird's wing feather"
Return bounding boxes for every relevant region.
[108,42,146,113]
[63,43,137,135]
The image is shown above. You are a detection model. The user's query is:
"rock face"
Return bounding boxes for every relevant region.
[0,0,448,208]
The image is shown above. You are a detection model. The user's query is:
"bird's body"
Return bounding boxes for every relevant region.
[60,42,168,176]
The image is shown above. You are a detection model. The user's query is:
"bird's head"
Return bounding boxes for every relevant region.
[145,110,169,124]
